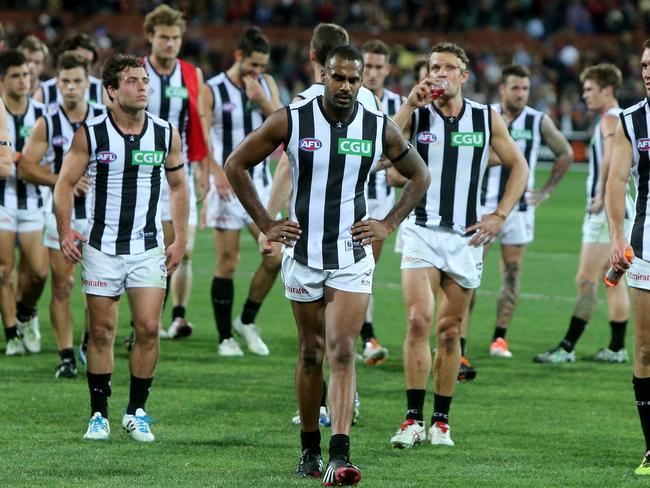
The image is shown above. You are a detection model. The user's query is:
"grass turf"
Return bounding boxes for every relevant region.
[0,165,647,487]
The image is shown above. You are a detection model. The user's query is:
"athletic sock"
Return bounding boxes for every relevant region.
[493,326,507,341]
[300,429,321,454]
[460,337,467,357]
[431,393,452,425]
[328,433,350,460]
[16,302,34,323]
[240,299,261,325]
[320,381,327,407]
[126,376,153,415]
[211,277,234,342]
[4,325,19,340]
[608,320,627,352]
[633,376,650,451]
[405,389,425,423]
[172,306,185,320]
[162,276,171,312]
[360,321,375,343]
[561,316,587,352]
[59,347,75,365]
[87,371,111,419]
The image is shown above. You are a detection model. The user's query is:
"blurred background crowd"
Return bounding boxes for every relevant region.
[2,0,649,137]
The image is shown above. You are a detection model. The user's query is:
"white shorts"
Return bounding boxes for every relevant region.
[160,172,198,226]
[367,195,394,220]
[582,211,632,244]
[627,256,650,290]
[207,180,271,231]
[281,251,375,302]
[400,222,483,289]
[81,244,167,297]
[497,208,534,245]
[42,212,89,250]
[0,205,45,233]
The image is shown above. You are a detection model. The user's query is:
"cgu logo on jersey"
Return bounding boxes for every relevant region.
[417,132,437,144]
[299,138,322,152]
[451,131,484,147]
[338,138,373,157]
[165,86,188,99]
[637,138,650,151]
[132,150,164,165]
[509,128,532,140]
[96,151,117,163]
[19,125,32,139]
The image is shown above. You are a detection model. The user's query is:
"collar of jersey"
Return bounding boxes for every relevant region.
[430,98,466,124]
[108,111,149,142]
[316,96,359,130]
[145,56,179,79]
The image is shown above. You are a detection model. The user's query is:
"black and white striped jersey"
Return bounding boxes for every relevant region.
[40,76,104,113]
[4,98,45,210]
[43,102,107,219]
[207,72,273,189]
[410,99,492,233]
[84,111,172,255]
[481,104,542,213]
[587,107,634,217]
[284,96,386,269]
[620,99,650,259]
[380,88,404,117]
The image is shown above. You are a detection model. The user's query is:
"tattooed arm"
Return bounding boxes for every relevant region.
[591,113,618,213]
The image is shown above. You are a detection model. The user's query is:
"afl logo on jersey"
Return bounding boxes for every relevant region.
[417,132,436,144]
[299,138,322,152]
[638,138,650,151]
[96,151,117,163]
[52,135,68,147]
[223,102,237,113]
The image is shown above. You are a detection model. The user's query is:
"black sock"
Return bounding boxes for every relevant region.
[609,320,627,352]
[82,330,89,346]
[406,389,425,422]
[321,381,327,407]
[172,306,185,320]
[300,429,321,454]
[87,371,111,419]
[493,326,507,341]
[561,316,587,352]
[59,348,75,365]
[360,321,375,343]
[211,277,234,342]
[633,376,650,452]
[126,375,153,415]
[16,302,34,323]
[329,433,350,461]
[460,337,467,357]
[431,393,452,425]
[162,276,171,312]
[240,299,261,325]
[4,325,19,340]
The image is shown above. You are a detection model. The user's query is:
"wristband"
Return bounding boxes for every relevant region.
[0,141,11,146]
[493,208,508,221]
[165,163,184,172]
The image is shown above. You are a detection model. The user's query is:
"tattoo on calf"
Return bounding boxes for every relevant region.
[496,261,520,327]
[573,280,597,321]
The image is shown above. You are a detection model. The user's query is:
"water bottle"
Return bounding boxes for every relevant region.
[430,79,449,100]
[603,248,634,287]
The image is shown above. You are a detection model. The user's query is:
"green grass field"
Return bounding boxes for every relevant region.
[1,165,647,487]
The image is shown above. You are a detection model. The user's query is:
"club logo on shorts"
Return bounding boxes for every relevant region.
[132,150,164,166]
[82,279,107,288]
[417,132,437,144]
[96,151,117,163]
[509,128,532,140]
[451,132,484,147]
[52,135,68,147]
[637,138,650,151]
[338,138,373,157]
[299,138,322,152]
[165,86,188,99]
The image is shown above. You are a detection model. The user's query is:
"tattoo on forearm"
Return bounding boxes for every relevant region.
[573,280,597,321]
[496,261,520,327]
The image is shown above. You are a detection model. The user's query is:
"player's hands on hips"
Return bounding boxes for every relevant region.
[407,78,435,108]
[258,231,274,255]
[165,240,185,274]
[59,229,86,264]
[609,238,632,273]
[263,218,301,247]
[73,175,90,197]
[466,213,504,247]
[351,219,391,245]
